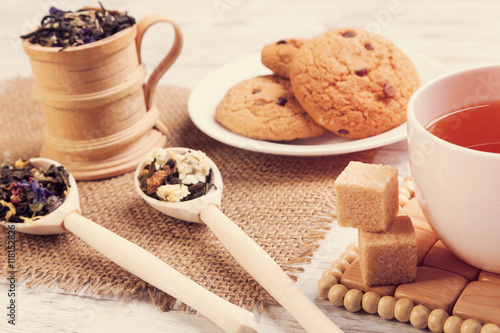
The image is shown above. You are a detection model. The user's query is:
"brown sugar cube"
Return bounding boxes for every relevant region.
[398,197,433,232]
[395,266,468,313]
[478,271,500,285]
[453,281,500,326]
[422,240,480,282]
[335,161,399,232]
[415,228,439,266]
[358,215,417,286]
[341,259,397,296]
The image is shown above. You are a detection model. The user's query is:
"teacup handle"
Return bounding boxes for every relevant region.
[135,14,183,110]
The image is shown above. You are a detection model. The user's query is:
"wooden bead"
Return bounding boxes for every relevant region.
[339,249,358,263]
[394,298,414,322]
[399,180,415,207]
[346,241,359,253]
[399,187,411,198]
[328,284,348,307]
[481,324,500,333]
[362,291,381,314]
[461,319,482,333]
[330,258,350,273]
[428,309,449,333]
[321,266,343,281]
[317,275,337,299]
[403,179,415,196]
[399,194,410,207]
[343,289,363,312]
[444,316,464,333]
[410,304,431,329]
[378,296,397,320]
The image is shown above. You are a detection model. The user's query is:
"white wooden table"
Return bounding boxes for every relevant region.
[1,1,499,332]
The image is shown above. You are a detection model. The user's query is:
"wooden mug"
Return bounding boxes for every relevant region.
[22,13,183,177]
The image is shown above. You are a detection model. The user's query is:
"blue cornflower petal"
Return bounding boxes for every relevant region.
[49,7,65,15]
[30,181,41,203]
[18,179,30,187]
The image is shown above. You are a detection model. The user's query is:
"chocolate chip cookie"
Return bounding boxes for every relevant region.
[261,38,306,79]
[290,28,420,139]
[215,75,328,141]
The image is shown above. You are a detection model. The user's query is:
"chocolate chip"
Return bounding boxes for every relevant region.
[383,82,396,98]
[276,97,288,106]
[338,129,349,135]
[355,68,368,77]
[364,43,374,50]
[276,40,287,45]
[342,31,356,38]
[252,89,261,94]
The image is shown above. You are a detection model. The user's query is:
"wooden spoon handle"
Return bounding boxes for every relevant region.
[135,14,183,110]
[63,212,257,333]
[200,205,343,333]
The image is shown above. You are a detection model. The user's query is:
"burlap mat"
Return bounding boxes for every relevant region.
[0,78,376,311]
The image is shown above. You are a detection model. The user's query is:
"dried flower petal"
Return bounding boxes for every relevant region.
[144,147,169,170]
[49,7,65,15]
[173,150,210,185]
[156,184,189,202]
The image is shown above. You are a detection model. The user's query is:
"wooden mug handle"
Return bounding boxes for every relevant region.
[136,15,183,110]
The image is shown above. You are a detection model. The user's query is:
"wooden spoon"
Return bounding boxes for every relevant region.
[0,158,257,333]
[134,148,343,333]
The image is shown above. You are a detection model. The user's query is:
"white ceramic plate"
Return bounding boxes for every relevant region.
[187,50,448,156]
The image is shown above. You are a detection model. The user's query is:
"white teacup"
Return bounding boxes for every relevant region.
[407,64,500,273]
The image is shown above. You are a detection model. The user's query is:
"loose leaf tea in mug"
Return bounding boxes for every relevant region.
[0,160,71,223]
[20,3,135,48]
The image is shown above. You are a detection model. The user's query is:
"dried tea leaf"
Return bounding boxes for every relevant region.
[20,3,136,48]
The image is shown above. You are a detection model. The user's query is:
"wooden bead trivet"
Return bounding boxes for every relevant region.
[318,178,500,333]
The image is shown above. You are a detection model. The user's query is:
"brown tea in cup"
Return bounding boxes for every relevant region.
[426,101,500,154]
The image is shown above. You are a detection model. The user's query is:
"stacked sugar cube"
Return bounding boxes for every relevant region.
[335,161,417,286]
